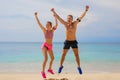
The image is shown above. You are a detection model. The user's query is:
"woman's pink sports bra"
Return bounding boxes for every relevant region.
[45,30,53,39]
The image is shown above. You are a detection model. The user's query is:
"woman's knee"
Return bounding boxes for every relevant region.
[51,56,54,61]
[44,57,48,62]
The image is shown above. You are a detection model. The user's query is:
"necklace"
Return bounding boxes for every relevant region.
[68,23,73,29]
[70,25,72,29]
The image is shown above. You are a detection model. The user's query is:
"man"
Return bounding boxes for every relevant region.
[51,5,89,74]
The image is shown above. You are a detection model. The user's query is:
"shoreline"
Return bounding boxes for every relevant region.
[0,62,120,73]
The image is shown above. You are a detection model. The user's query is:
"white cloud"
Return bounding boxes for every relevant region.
[89,0,120,10]
[0,0,96,30]
[0,0,119,42]
[54,0,61,3]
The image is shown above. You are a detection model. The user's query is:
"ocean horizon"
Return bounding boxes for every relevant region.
[0,42,120,73]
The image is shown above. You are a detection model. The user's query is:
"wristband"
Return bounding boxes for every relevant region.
[53,27,56,30]
[76,18,81,22]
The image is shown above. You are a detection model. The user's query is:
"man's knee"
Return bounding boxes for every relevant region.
[62,50,68,56]
[73,51,79,57]
[61,54,65,58]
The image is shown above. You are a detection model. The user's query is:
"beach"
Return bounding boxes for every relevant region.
[0,42,120,80]
[0,73,120,80]
[1,0,120,79]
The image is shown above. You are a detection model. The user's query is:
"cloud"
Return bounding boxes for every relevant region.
[0,0,120,42]
[0,14,31,19]
[54,0,61,3]
[89,0,120,10]
[0,0,96,30]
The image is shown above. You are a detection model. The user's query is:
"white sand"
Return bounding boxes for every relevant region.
[0,73,120,80]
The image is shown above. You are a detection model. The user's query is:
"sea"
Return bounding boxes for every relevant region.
[0,42,120,73]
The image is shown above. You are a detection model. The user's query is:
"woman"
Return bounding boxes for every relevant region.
[34,12,58,79]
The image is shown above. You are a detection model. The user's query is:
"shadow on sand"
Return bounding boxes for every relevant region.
[45,78,69,80]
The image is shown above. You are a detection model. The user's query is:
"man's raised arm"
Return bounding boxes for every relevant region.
[74,5,89,25]
[51,8,67,25]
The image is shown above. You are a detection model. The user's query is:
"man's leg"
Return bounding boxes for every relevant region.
[58,40,70,73]
[72,48,80,67]
[72,48,82,74]
[58,49,69,73]
[60,49,69,67]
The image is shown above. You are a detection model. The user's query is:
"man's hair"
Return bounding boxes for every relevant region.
[47,21,52,27]
[68,15,73,19]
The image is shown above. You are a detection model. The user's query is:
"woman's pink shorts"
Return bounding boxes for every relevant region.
[41,42,52,51]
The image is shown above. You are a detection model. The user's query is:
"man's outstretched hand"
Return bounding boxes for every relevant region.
[34,12,38,16]
[51,8,55,12]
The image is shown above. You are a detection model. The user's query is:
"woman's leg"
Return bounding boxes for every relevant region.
[47,50,55,74]
[48,50,54,70]
[42,47,48,72]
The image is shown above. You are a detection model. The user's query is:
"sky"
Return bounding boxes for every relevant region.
[0,0,120,43]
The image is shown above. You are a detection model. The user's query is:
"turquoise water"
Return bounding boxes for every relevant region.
[0,42,120,63]
[0,42,120,73]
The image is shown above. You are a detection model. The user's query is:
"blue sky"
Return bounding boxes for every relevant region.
[0,0,120,42]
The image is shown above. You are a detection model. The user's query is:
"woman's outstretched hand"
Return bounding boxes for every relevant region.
[85,5,89,11]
